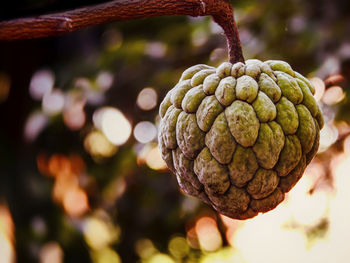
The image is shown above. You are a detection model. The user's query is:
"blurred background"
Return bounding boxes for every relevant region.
[0,0,350,262]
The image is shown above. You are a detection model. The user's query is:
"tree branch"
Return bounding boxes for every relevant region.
[0,0,244,63]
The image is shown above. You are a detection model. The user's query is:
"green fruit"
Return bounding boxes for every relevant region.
[158,59,323,220]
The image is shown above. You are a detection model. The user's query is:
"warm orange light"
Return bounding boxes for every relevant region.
[0,205,15,263]
[48,154,71,177]
[52,173,79,202]
[220,214,243,229]
[186,227,199,249]
[195,217,222,251]
[37,152,50,177]
[137,143,167,170]
[68,153,85,175]
[63,187,89,217]
[145,146,167,170]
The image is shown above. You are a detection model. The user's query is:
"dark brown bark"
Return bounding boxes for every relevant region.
[0,0,244,63]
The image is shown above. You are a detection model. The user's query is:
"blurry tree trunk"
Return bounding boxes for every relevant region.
[0,0,244,63]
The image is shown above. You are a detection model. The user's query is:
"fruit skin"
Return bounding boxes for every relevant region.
[158,59,323,220]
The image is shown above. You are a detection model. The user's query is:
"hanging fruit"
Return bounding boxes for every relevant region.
[158,59,323,219]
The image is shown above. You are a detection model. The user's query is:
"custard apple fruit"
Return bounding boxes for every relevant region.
[158,59,323,220]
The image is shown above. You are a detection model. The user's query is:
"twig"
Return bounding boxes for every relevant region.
[0,0,244,63]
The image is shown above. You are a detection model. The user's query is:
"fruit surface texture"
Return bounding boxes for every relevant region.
[158,59,323,219]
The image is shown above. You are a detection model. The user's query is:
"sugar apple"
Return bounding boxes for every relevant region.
[158,59,323,220]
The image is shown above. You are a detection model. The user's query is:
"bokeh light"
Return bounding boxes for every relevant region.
[186,226,199,249]
[0,205,15,263]
[326,154,350,262]
[52,172,79,203]
[310,77,325,102]
[83,216,118,250]
[168,236,189,259]
[91,247,121,263]
[48,154,71,178]
[96,71,114,91]
[133,121,157,143]
[145,42,167,58]
[234,219,307,263]
[62,187,89,217]
[29,69,55,100]
[195,217,222,252]
[39,242,63,263]
[24,111,48,142]
[135,238,157,259]
[93,107,132,146]
[84,130,118,159]
[289,176,328,225]
[200,247,240,263]
[102,108,131,145]
[136,88,158,111]
[75,77,106,105]
[319,123,339,152]
[69,153,86,175]
[141,144,167,170]
[41,152,91,219]
[148,253,174,263]
[322,86,345,105]
[63,98,86,130]
[42,89,65,115]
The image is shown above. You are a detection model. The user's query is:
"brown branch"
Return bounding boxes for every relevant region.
[0,0,244,63]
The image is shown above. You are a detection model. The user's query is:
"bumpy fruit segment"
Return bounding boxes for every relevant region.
[158,59,323,220]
